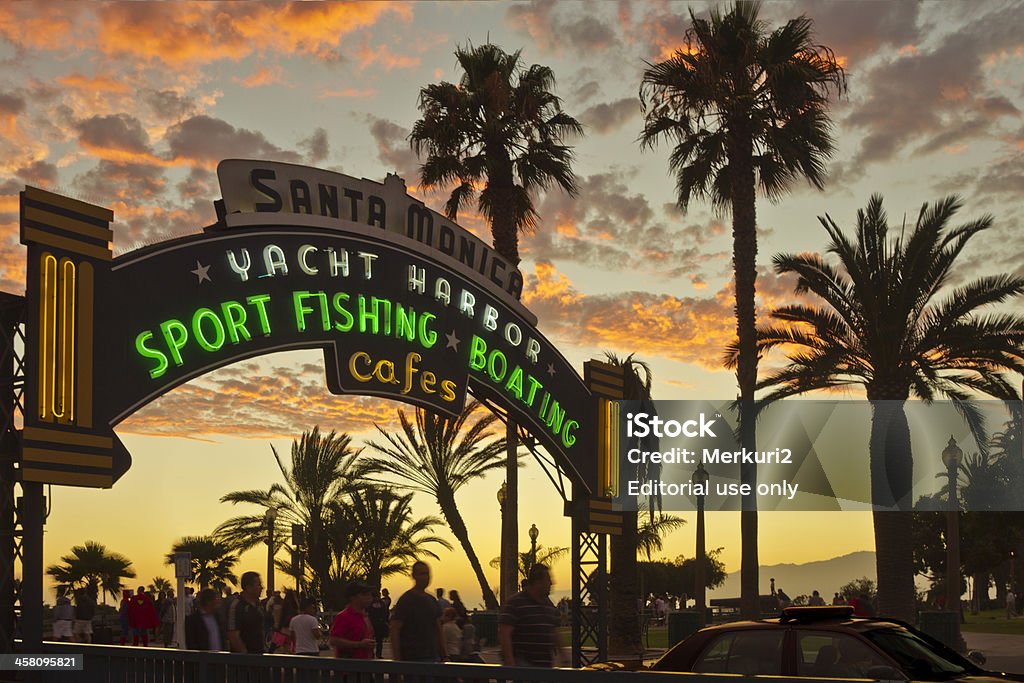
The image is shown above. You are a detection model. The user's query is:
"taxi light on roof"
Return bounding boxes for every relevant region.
[780,606,855,622]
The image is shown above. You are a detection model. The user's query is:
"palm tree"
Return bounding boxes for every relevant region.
[148,577,172,595]
[489,544,570,581]
[638,514,688,562]
[338,487,452,589]
[639,1,845,617]
[165,536,239,593]
[409,42,583,265]
[364,401,508,609]
[215,426,373,600]
[46,541,136,604]
[752,194,1024,621]
[410,43,582,608]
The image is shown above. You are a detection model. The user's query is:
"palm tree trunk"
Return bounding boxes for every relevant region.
[438,492,500,609]
[869,396,916,622]
[489,159,520,265]
[729,123,760,620]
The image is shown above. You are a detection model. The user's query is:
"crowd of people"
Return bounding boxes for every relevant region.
[52,561,565,668]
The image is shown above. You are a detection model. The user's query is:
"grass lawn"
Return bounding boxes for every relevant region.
[961,608,1024,636]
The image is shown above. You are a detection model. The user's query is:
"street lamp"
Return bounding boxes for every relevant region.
[529,523,539,572]
[692,462,710,626]
[941,436,963,649]
[265,507,278,599]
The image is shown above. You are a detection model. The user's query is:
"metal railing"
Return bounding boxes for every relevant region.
[19,641,859,683]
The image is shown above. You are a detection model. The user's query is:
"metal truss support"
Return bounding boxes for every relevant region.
[570,484,607,667]
[1,294,25,655]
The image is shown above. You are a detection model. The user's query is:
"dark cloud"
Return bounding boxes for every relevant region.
[572,79,602,104]
[144,90,198,121]
[299,127,330,165]
[15,160,58,186]
[527,168,728,280]
[165,115,303,166]
[580,97,638,135]
[71,160,166,205]
[841,2,1023,177]
[365,115,419,183]
[785,1,921,66]
[75,113,152,154]
[0,92,26,116]
[506,0,619,56]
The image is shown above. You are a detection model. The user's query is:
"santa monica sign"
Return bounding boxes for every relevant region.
[17,160,598,492]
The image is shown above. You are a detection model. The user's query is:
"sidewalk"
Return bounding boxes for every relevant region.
[964,632,1024,674]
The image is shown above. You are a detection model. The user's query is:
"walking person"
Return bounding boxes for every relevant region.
[450,590,468,624]
[441,607,461,659]
[808,590,826,606]
[1008,589,1016,619]
[185,588,224,651]
[227,571,266,654]
[72,589,96,643]
[389,561,446,662]
[289,598,323,657]
[52,590,74,642]
[159,590,176,645]
[436,588,451,612]
[118,590,132,645]
[367,588,390,658]
[498,564,561,668]
[329,580,375,658]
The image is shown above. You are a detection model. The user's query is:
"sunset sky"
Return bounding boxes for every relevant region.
[1,1,1022,607]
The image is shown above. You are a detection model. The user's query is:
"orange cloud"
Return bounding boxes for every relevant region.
[0,2,91,51]
[236,66,285,88]
[57,73,132,94]
[95,2,410,66]
[355,43,421,71]
[319,88,378,99]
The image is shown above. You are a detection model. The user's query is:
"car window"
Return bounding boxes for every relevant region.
[797,631,902,679]
[863,628,966,681]
[694,630,784,676]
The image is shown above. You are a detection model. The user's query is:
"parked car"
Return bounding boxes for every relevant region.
[590,606,1024,681]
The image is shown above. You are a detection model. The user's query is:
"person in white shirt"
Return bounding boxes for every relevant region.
[289,598,323,656]
[441,607,461,659]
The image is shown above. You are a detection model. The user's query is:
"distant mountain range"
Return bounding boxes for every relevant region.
[709,551,877,602]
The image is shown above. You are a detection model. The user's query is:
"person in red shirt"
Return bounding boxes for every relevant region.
[127,587,160,646]
[329,580,376,658]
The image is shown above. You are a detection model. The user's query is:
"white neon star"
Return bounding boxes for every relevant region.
[547,363,556,377]
[191,260,211,283]
[445,330,461,350]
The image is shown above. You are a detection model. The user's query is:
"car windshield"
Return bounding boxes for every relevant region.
[863,628,967,681]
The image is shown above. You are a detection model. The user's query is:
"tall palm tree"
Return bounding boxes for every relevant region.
[364,401,509,609]
[490,544,570,581]
[637,513,688,562]
[215,426,373,600]
[148,577,172,595]
[752,194,1024,621]
[46,541,136,604]
[338,487,452,589]
[409,42,583,264]
[410,43,583,608]
[165,536,239,593]
[639,1,845,617]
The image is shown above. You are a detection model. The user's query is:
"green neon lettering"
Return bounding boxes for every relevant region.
[332,292,353,332]
[468,335,487,371]
[358,295,378,334]
[419,312,437,349]
[246,294,272,335]
[379,298,392,336]
[487,349,507,383]
[538,391,550,419]
[505,365,524,400]
[524,375,543,407]
[221,301,251,344]
[545,400,565,435]
[135,331,169,379]
[294,291,315,332]
[562,420,579,447]
[193,308,226,352]
[396,304,416,342]
[316,292,330,331]
[160,319,188,366]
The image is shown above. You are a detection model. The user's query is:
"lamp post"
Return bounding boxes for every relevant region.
[692,462,710,626]
[498,483,508,605]
[265,508,278,599]
[941,435,963,649]
[529,523,539,575]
